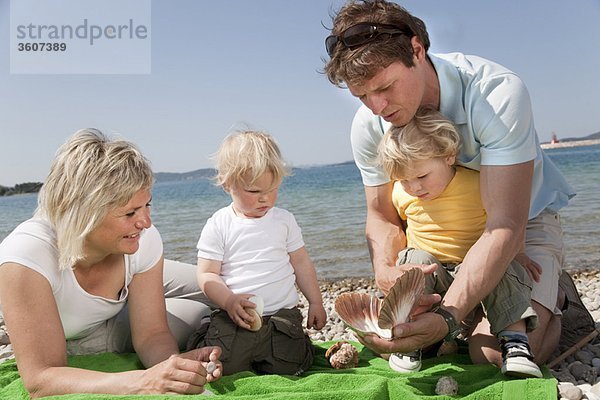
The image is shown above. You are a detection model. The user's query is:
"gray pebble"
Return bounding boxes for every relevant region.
[0,331,10,346]
[576,350,594,365]
[206,361,216,374]
[589,345,600,358]
[553,368,578,385]
[558,382,583,400]
[586,392,600,400]
[0,349,14,360]
[569,361,595,382]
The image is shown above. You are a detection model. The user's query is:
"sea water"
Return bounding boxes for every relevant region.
[1,145,598,278]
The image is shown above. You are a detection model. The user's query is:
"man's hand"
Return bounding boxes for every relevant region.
[356,311,448,354]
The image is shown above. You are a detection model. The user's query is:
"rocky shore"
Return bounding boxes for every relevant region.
[2,269,600,399]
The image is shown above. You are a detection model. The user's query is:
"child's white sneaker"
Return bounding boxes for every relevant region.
[388,350,422,373]
[500,338,542,378]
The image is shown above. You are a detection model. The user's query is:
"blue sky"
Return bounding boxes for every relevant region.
[1,0,599,186]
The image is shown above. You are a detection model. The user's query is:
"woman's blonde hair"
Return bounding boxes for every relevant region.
[213,130,290,189]
[35,128,154,270]
[378,108,460,180]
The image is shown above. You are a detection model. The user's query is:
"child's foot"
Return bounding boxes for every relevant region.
[500,337,542,378]
[388,350,422,373]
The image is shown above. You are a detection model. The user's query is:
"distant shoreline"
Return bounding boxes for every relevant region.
[541,138,600,149]
[3,140,597,191]
[0,182,42,197]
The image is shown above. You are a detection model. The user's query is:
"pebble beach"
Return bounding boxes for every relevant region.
[1,268,599,399]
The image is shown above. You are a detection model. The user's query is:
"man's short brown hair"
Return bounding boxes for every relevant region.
[324,0,430,87]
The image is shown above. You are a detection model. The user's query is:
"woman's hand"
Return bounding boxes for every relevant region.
[182,346,222,382]
[138,355,207,395]
[139,346,222,394]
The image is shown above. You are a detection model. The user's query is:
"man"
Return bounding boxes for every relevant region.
[324,0,574,369]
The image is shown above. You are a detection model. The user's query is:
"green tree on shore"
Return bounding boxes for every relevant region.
[0,182,42,197]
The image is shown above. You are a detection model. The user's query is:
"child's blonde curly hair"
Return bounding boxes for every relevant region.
[213,130,290,189]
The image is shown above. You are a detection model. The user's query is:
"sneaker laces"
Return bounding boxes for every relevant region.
[396,349,421,362]
[501,339,534,361]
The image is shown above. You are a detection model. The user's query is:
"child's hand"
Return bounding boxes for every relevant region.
[224,293,257,330]
[514,252,542,283]
[307,303,327,330]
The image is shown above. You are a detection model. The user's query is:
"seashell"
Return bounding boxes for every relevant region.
[248,295,264,315]
[335,292,392,339]
[245,295,264,332]
[435,375,458,395]
[334,268,425,339]
[325,341,360,369]
[378,268,425,330]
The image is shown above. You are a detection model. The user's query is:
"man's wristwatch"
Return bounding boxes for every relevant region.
[434,306,461,342]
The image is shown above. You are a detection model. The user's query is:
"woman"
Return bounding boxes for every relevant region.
[0,129,221,397]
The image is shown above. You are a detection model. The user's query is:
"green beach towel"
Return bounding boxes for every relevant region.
[0,342,556,399]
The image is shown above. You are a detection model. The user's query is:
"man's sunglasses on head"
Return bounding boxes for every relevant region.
[326,22,413,57]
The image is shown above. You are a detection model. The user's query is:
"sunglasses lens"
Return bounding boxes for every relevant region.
[342,24,376,47]
[325,35,339,56]
[327,24,410,56]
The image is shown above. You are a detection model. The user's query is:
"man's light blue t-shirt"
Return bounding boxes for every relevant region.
[350,52,575,219]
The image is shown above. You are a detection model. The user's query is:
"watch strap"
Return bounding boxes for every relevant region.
[434,306,461,342]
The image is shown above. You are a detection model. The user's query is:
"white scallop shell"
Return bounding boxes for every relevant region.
[334,268,425,340]
[378,268,425,330]
[245,295,264,332]
[335,292,392,339]
[248,295,264,316]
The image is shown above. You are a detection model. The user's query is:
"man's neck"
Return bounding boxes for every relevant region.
[422,55,440,110]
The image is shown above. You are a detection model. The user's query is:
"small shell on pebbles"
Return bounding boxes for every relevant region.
[325,341,359,369]
[435,376,458,395]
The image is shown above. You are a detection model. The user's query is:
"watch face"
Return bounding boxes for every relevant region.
[449,326,461,339]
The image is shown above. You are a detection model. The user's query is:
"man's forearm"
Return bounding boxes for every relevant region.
[366,216,405,267]
[440,227,522,322]
[365,214,406,293]
[363,183,408,293]
[441,162,534,321]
